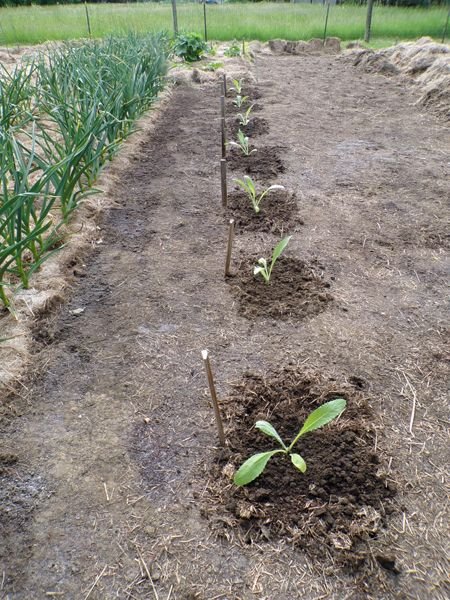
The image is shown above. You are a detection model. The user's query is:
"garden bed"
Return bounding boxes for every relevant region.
[0,48,448,600]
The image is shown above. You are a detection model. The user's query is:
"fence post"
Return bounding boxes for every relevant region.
[364,0,374,43]
[171,0,178,36]
[323,3,330,43]
[442,10,450,44]
[84,2,92,39]
[203,1,208,43]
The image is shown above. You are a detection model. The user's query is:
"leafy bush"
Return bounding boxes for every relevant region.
[173,32,207,63]
[224,41,241,58]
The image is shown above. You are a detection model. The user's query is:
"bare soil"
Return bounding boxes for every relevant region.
[227,255,332,320]
[227,116,270,139]
[227,146,285,179]
[0,51,449,600]
[225,188,300,234]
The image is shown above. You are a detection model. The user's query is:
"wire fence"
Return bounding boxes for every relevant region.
[0,2,448,47]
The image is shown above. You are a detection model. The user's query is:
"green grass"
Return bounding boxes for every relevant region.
[0,3,447,47]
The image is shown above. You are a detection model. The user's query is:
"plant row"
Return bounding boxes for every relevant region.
[224,79,347,486]
[0,33,169,310]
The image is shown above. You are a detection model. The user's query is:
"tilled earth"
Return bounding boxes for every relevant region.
[0,51,449,599]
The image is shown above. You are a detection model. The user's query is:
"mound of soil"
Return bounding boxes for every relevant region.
[350,38,450,119]
[352,50,400,77]
[225,188,301,234]
[227,146,285,178]
[227,255,332,320]
[227,116,269,139]
[269,38,341,55]
[203,368,397,567]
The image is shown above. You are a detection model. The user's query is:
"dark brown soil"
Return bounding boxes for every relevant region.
[227,255,332,320]
[225,188,301,234]
[0,52,449,600]
[203,367,396,567]
[227,116,270,139]
[227,146,285,178]
[227,98,264,116]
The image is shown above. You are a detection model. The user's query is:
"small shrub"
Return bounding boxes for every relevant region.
[173,32,207,63]
[224,41,241,58]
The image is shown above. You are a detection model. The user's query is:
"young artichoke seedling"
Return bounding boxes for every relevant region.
[234,175,284,214]
[236,104,254,127]
[233,94,248,108]
[228,129,256,157]
[254,236,291,284]
[234,398,347,486]
[231,78,243,95]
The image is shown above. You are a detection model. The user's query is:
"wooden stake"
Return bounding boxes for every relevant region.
[221,117,226,159]
[220,158,227,207]
[225,219,234,277]
[222,73,227,97]
[220,95,225,120]
[201,350,225,446]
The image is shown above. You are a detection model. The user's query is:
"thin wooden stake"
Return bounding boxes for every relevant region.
[225,219,234,277]
[222,73,227,97]
[201,350,225,446]
[221,117,226,159]
[220,95,225,119]
[220,158,227,207]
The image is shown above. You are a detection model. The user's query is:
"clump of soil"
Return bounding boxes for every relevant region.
[227,146,285,178]
[0,453,18,475]
[242,85,262,100]
[225,188,301,235]
[227,255,332,320]
[227,116,269,139]
[202,367,397,567]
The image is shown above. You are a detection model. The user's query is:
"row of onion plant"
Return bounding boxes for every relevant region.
[0,33,169,311]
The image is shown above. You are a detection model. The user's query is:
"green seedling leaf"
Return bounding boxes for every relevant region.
[290,398,347,453]
[234,450,282,486]
[235,400,347,488]
[255,420,286,449]
[272,235,292,263]
[291,453,307,473]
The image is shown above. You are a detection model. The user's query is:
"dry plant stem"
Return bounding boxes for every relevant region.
[201,350,226,446]
[221,117,226,159]
[225,219,234,277]
[220,158,228,207]
[220,94,225,120]
[135,544,159,600]
[83,565,107,600]
[404,372,417,435]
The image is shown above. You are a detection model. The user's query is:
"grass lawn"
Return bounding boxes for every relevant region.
[0,2,447,47]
